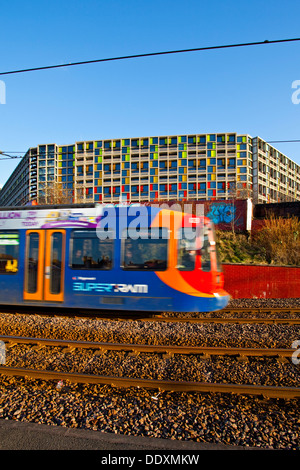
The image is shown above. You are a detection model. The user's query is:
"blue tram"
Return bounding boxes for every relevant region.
[0,204,229,313]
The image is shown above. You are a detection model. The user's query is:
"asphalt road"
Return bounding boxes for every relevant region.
[0,418,242,451]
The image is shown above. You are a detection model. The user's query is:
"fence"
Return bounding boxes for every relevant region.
[222,263,300,299]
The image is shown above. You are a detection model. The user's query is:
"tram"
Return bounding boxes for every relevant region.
[0,203,229,313]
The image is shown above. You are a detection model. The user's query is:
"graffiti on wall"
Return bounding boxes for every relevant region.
[206,203,236,225]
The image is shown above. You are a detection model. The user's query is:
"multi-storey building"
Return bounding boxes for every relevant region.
[0,151,30,206]
[252,137,300,203]
[0,132,300,206]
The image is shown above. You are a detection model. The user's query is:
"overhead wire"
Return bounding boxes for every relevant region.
[1,38,300,159]
[2,139,300,160]
[0,37,300,76]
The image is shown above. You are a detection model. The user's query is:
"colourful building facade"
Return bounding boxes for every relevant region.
[0,132,300,206]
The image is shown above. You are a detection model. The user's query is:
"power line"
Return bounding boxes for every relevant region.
[0,37,300,76]
[0,153,23,159]
[1,142,300,154]
[267,140,300,143]
[2,138,300,158]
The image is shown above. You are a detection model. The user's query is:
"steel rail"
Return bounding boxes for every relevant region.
[0,365,299,399]
[151,307,300,324]
[3,307,300,324]
[0,334,295,359]
[222,307,300,313]
[155,316,300,324]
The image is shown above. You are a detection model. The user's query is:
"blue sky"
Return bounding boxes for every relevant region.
[1,0,300,186]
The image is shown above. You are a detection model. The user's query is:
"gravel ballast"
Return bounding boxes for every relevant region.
[0,299,299,450]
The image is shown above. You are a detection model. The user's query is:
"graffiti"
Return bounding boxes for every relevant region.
[206,203,236,225]
[22,211,38,227]
[0,212,21,220]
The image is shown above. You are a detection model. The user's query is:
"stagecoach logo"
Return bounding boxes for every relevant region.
[72,280,148,294]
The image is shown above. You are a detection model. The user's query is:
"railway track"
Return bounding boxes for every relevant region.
[0,334,299,399]
[0,334,296,358]
[95,308,300,324]
[222,308,300,314]
[1,366,298,399]
[4,306,300,325]
[156,316,300,325]
[157,307,300,324]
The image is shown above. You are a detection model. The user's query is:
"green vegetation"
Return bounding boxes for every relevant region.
[216,231,266,264]
[216,215,300,266]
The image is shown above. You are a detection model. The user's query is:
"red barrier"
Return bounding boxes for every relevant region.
[222,264,300,299]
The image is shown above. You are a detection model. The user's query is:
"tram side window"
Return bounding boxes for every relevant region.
[26,232,39,293]
[201,226,211,272]
[177,228,198,271]
[70,229,113,270]
[0,232,19,274]
[50,232,63,295]
[210,222,222,272]
[122,228,168,270]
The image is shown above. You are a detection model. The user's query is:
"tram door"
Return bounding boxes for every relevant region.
[24,230,65,302]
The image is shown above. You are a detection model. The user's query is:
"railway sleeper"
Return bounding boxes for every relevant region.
[128,350,140,357]
[200,353,211,361]
[62,346,77,353]
[277,356,290,364]
[162,352,174,359]
[237,355,249,363]
[32,344,46,351]
[5,342,18,349]
[92,348,107,355]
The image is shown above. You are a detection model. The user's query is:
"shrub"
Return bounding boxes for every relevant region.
[216,215,300,266]
[252,215,300,266]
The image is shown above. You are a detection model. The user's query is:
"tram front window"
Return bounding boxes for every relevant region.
[0,232,19,274]
[177,227,199,271]
[201,226,211,272]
